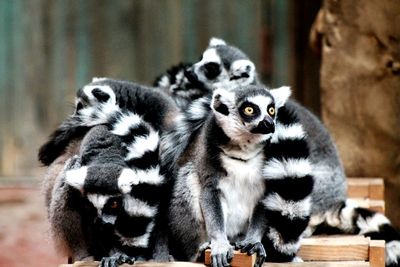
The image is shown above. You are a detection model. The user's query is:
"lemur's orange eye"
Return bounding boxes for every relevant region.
[110,201,118,209]
[244,106,254,115]
[268,107,275,116]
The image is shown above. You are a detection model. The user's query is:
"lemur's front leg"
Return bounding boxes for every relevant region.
[235,203,267,267]
[200,183,233,267]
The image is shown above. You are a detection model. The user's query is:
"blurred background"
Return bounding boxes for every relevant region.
[0,0,321,179]
[0,1,321,265]
[1,0,399,267]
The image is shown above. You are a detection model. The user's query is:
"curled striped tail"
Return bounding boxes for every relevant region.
[309,199,400,267]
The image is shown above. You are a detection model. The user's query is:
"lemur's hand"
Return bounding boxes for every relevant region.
[235,240,266,267]
[67,155,81,169]
[210,239,234,267]
[99,252,135,267]
[195,241,211,262]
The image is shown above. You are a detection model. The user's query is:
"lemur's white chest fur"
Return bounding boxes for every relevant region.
[218,149,265,240]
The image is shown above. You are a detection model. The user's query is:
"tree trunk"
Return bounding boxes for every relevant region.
[311,0,400,227]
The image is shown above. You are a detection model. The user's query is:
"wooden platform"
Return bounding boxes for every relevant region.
[61,178,386,267]
[203,235,385,267]
[62,236,385,267]
[347,178,385,213]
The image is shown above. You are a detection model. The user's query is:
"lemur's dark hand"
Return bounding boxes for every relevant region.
[67,155,81,169]
[99,252,135,267]
[210,239,234,267]
[235,240,266,267]
[195,241,211,262]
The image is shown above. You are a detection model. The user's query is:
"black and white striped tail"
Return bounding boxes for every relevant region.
[260,117,314,262]
[309,199,400,267]
[109,110,166,253]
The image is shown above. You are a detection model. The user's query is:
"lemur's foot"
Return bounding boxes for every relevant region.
[210,239,234,267]
[235,240,266,267]
[99,252,135,267]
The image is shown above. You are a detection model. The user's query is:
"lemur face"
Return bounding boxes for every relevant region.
[186,38,256,90]
[211,85,291,144]
[74,78,117,117]
[65,162,127,226]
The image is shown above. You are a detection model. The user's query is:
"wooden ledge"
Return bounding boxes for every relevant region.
[60,261,204,267]
[61,261,372,267]
[347,178,384,201]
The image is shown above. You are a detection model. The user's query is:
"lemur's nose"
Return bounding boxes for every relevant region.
[251,117,275,134]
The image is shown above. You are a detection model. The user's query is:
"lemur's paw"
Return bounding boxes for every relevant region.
[210,240,234,267]
[99,252,135,267]
[195,241,211,262]
[66,155,81,170]
[235,240,266,267]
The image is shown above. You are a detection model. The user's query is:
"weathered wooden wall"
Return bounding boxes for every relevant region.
[0,1,320,178]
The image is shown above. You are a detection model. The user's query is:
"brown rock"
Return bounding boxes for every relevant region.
[311,0,400,227]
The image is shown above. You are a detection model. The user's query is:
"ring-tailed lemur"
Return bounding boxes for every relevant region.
[39,78,178,167]
[158,38,400,266]
[49,125,162,267]
[154,38,256,110]
[40,78,178,263]
[166,85,314,266]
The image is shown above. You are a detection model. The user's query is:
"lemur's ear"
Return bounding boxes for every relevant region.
[269,86,291,108]
[209,37,226,47]
[118,168,139,194]
[92,88,110,103]
[211,88,235,116]
[65,166,87,191]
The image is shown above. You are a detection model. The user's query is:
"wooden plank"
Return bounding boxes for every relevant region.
[368,180,384,201]
[59,261,205,267]
[347,178,384,200]
[263,262,369,267]
[298,235,370,261]
[60,260,371,267]
[60,235,384,267]
[348,179,370,199]
[369,240,385,267]
[204,249,256,267]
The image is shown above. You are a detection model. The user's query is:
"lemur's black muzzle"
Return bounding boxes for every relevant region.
[251,117,275,134]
